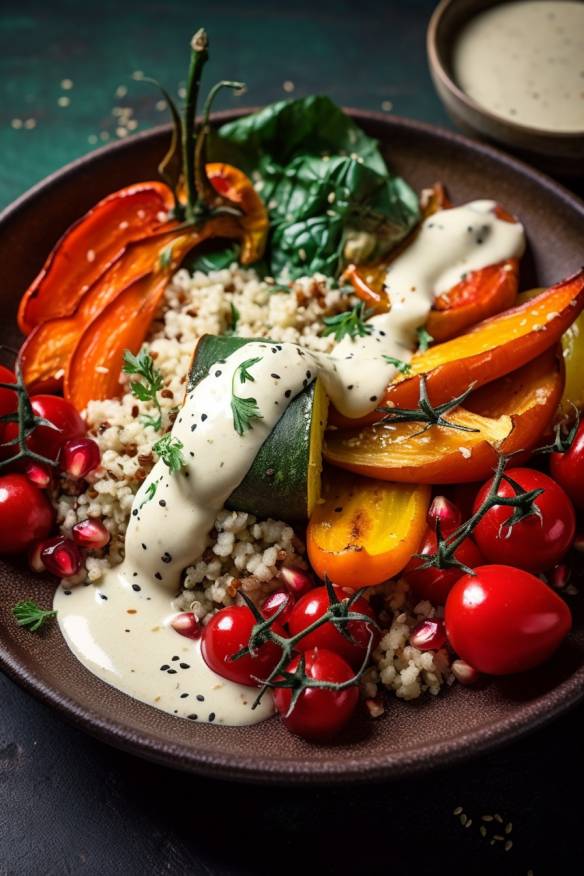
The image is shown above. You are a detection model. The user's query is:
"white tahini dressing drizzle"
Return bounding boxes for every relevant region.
[55,200,525,725]
[453,1,584,133]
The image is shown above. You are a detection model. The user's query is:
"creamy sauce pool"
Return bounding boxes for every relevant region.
[453,1,584,133]
[55,201,525,726]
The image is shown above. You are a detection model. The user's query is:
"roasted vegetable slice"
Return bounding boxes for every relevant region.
[18,183,175,335]
[189,335,328,521]
[325,347,563,483]
[307,468,430,587]
[331,269,584,428]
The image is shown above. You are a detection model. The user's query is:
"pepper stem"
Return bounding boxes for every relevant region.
[182,28,209,220]
[194,79,246,211]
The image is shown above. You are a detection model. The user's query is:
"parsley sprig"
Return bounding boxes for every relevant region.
[322,302,374,342]
[382,355,412,375]
[225,302,240,336]
[416,326,434,352]
[12,600,57,632]
[231,357,263,436]
[153,433,185,472]
[123,349,164,431]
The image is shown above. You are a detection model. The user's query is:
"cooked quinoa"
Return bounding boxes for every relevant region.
[52,262,452,702]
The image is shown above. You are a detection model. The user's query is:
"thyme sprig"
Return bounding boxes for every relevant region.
[416,454,545,576]
[233,577,379,711]
[231,357,263,436]
[322,302,374,342]
[0,350,61,471]
[376,376,479,436]
[153,433,185,472]
[12,600,57,632]
[382,355,412,375]
[123,348,164,431]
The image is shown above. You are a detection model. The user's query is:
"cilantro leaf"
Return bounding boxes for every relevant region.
[322,302,374,342]
[123,348,164,431]
[153,433,185,472]
[231,357,263,435]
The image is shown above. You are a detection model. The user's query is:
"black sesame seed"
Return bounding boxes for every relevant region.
[161,552,172,564]
[214,370,222,377]
[191,424,197,432]
[370,395,377,402]
[167,669,178,675]
[284,389,291,398]
[180,692,189,698]
[142,543,147,550]
[306,370,311,379]
[196,694,205,702]
[63,589,72,596]
[99,594,108,601]
[159,499,167,507]
[334,506,343,513]
[180,663,190,669]
[155,572,162,581]
[160,664,170,671]
[347,384,354,390]
[201,413,208,422]
[271,373,281,379]
[187,714,198,720]
[208,712,216,722]
[190,451,195,457]
[124,629,130,633]
[132,509,138,516]
[132,572,138,577]
[132,584,141,592]
[172,655,180,661]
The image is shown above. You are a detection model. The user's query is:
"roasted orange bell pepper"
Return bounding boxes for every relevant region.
[204,163,267,264]
[331,269,584,429]
[325,347,563,484]
[17,182,176,335]
[307,468,430,588]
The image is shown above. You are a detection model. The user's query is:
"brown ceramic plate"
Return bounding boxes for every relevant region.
[1,111,583,784]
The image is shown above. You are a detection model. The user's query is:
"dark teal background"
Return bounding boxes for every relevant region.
[0,0,449,207]
[1,3,583,875]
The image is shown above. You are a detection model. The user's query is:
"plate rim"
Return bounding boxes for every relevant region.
[1,109,583,784]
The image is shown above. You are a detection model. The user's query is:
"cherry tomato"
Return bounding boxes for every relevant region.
[0,365,17,419]
[445,564,572,675]
[287,584,379,669]
[550,420,584,510]
[0,474,54,554]
[3,394,85,463]
[472,468,575,573]
[403,527,484,605]
[273,648,359,740]
[201,605,285,687]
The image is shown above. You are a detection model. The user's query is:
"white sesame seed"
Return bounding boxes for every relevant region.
[119,221,130,230]
[178,85,187,99]
[116,127,128,138]
[505,822,513,834]
[155,99,167,111]
[61,78,74,90]
[95,366,109,374]
[381,100,393,112]
[282,80,295,93]
[115,85,128,98]
[504,840,513,852]
[24,118,37,129]
[459,814,467,825]
[99,131,110,141]
[132,70,145,81]
[57,96,71,108]
[86,249,96,262]
[480,826,487,837]
[11,118,23,129]
[88,134,98,144]
[127,119,138,131]
[453,806,463,815]
[54,368,65,380]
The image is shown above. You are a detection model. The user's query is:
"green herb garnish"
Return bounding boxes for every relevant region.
[140,482,158,508]
[382,355,412,375]
[225,302,240,336]
[123,348,164,431]
[153,433,185,472]
[416,326,434,352]
[231,357,263,436]
[12,600,57,632]
[322,302,374,343]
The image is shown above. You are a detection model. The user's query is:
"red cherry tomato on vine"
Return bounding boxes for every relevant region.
[445,564,572,675]
[273,648,359,740]
[550,421,584,510]
[201,605,285,687]
[0,366,17,419]
[0,474,54,554]
[472,468,575,573]
[403,526,484,605]
[287,584,379,668]
[3,394,85,463]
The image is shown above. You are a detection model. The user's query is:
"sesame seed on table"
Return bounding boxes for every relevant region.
[0,1,582,874]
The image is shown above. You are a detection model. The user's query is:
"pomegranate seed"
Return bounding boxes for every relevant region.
[451,659,480,685]
[60,437,101,479]
[27,540,46,573]
[171,612,201,639]
[24,460,52,489]
[550,563,571,590]
[261,587,295,624]
[72,518,111,549]
[427,495,461,534]
[41,536,83,577]
[279,565,312,596]
[410,617,447,651]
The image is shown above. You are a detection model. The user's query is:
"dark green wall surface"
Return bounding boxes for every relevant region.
[0,0,449,209]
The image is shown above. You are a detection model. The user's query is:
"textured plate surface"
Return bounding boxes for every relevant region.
[1,111,583,784]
